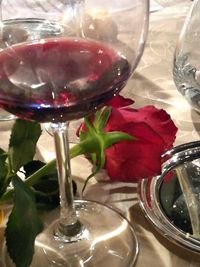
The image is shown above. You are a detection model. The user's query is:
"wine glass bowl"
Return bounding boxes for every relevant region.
[0,35,131,122]
[173,0,200,112]
[0,0,149,266]
[0,1,148,123]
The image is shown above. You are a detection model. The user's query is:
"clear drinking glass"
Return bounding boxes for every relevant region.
[0,0,149,266]
[173,0,200,112]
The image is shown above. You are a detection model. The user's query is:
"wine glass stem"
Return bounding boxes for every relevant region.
[51,122,82,241]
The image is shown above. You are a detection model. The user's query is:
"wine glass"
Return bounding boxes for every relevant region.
[0,0,149,266]
[173,0,200,112]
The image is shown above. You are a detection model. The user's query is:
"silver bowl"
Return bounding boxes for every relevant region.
[138,141,200,253]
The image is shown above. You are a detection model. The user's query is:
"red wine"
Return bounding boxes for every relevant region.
[0,37,130,122]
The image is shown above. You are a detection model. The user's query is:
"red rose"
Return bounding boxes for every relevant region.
[104,96,177,182]
[107,94,134,108]
[78,95,178,183]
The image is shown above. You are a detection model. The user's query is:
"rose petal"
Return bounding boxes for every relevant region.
[105,105,177,150]
[133,106,178,149]
[107,95,134,108]
[105,122,165,182]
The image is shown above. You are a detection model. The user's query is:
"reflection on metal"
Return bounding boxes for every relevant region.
[138,141,200,253]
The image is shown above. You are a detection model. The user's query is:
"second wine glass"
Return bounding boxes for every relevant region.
[173,0,200,112]
[0,0,149,266]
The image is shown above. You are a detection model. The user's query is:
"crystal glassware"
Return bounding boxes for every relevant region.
[0,0,149,266]
[173,0,200,111]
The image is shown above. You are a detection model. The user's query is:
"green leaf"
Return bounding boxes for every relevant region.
[23,160,46,178]
[22,160,77,210]
[24,160,60,210]
[0,148,8,196]
[6,176,43,267]
[9,119,42,172]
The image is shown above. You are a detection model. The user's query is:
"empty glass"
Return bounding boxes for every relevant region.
[173,0,200,112]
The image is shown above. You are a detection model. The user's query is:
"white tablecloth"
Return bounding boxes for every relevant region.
[1,1,200,266]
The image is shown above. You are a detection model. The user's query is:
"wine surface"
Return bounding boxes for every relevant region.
[0,22,130,122]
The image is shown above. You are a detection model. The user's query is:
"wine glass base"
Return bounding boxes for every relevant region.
[2,200,139,267]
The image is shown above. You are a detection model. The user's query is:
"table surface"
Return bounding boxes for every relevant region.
[1,1,200,266]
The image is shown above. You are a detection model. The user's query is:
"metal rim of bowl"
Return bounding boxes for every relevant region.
[138,141,200,253]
